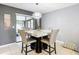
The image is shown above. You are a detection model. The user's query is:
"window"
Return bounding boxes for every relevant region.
[16,15,25,30]
[16,13,35,31]
[26,19,34,30]
[16,13,26,42]
[31,19,33,29]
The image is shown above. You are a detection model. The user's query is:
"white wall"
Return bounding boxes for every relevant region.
[42,4,79,44]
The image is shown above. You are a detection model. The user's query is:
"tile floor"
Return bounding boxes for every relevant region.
[0,41,79,55]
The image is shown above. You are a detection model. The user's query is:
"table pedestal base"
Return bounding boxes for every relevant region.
[31,42,47,53]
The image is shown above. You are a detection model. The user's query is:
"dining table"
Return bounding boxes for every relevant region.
[25,29,51,53]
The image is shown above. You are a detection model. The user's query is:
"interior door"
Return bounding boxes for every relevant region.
[0,13,16,45]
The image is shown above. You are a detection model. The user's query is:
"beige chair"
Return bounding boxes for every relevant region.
[18,30,36,55]
[41,29,59,55]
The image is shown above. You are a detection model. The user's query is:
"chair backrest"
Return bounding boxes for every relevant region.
[49,29,59,45]
[18,30,27,44]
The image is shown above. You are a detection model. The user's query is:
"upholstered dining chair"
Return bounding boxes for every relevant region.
[41,29,59,55]
[18,30,36,55]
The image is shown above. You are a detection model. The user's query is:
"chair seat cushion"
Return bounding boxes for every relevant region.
[41,39,50,45]
[22,39,36,45]
[28,39,36,43]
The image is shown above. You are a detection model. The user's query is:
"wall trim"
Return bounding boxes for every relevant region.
[56,40,64,45]
[0,42,16,48]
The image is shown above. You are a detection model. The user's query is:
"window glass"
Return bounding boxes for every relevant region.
[27,21,31,29]
[16,15,25,32]
[31,20,33,29]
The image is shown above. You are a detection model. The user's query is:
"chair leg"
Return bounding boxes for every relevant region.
[54,42,56,54]
[41,42,43,49]
[25,45,27,55]
[21,42,23,53]
[49,45,51,55]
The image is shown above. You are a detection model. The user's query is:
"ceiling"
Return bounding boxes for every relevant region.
[2,3,77,14]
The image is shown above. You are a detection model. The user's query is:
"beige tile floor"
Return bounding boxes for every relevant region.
[0,42,79,55]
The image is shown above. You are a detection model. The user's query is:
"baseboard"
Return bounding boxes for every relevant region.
[16,41,22,43]
[56,40,64,45]
[0,42,16,48]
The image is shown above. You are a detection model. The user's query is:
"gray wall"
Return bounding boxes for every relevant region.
[42,4,79,44]
[0,4,33,46]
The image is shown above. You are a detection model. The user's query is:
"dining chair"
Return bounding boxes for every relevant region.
[18,30,36,55]
[41,29,59,55]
